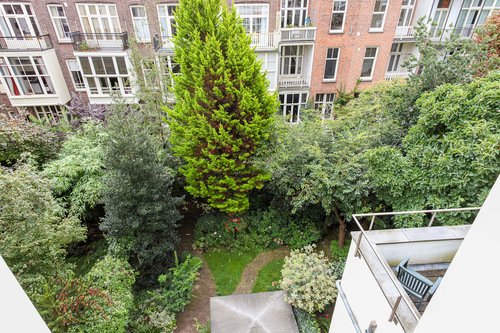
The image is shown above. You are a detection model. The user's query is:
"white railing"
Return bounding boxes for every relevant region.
[281,27,316,42]
[384,72,410,81]
[394,26,415,39]
[249,32,280,50]
[278,76,309,88]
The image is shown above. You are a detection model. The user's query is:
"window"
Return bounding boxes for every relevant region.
[21,105,66,122]
[279,92,308,123]
[281,45,304,75]
[324,48,340,81]
[0,56,55,96]
[430,0,451,38]
[330,1,347,32]
[360,47,378,80]
[158,5,177,38]
[67,60,85,91]
[48,5,71,42]
[130,6,150,42]
[397,0,415,27]
[235,4,269,33]
[76,4,120,35]
[456,0,500,37]
[370,0,389,31]
[0,4,40,37]
[78,56,131,96]
[314,93,335,119]
[257,53,278,90]
[281,0,308,28]
[161,56,180,85]
[387,43,404,72]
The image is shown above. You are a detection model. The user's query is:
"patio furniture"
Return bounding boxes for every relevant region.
[396,257,443,309]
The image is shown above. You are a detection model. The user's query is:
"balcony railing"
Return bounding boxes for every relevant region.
[71,32,128,52]
[249,32,280,50]
[0,34,53,51]
[430,26,476,40]
[394,26,415,39]
[281,27,316,42]
[384,72,411,81]
[153,34,174,53]
[278,76,309,88]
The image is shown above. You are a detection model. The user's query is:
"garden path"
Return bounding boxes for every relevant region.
[233,247,290,294]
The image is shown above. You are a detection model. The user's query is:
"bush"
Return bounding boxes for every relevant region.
[293,307,321,333]
[280,245,337,313]
[129,293,177,333]
[330,239,351,261]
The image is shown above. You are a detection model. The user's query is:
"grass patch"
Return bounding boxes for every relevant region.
[330,239,351,261]
[204,248,260,295]
[252,258,284,293]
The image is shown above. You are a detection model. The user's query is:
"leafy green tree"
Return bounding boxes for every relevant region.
[0,163,86,294]
[43,121,106,218]
[367,72,500,227]
[167,0,277,215]
[100,108,182,285]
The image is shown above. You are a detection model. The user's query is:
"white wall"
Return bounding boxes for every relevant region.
[413,175,500,333]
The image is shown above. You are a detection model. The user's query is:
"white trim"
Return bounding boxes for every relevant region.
[329,0,348,33]
[323,47,340,81]
[66,59,86,91]
[130,5,151,43]
[234,3,270,33]
[76,3,122,35]
[360,47,379,81]
[369,0,390,32]
[47,4,71,43]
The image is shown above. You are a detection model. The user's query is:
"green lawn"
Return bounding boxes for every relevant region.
[252,258,285,293]
[204,248,260,296]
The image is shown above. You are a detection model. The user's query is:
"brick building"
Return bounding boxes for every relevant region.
[0,0,497,122]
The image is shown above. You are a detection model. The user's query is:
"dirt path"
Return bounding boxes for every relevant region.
[233,247,290,295]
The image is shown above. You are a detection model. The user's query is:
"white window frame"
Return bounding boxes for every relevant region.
[0,56,55,96]
[66,59,86,91]
[280,0,308,28]
[157,4,177,39]
[0,3,41,37]
[235,4,269,33]
[76,4,121,35]
[257,52,277,91]
[77,56,132,97]
[21,105,66,122]
[279,92,308,124]
[456,0,500,37]
[370,0,389,32]
[397,0,415,27]
[130,5,150,43]
[314,93,336,119]
[47,4,71,43]
[323,48,340,81]
[280,45,304,76]
[330,0,348,33]
[360,47,379,81]
[387,43,404,73]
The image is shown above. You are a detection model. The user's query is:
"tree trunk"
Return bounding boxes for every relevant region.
[333,207,346,248]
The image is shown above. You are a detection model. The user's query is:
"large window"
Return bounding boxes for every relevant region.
[330,1,347,32]
[280,45,304,75]
[130,5,150,42]
[397,0,415,27]
[324,48,340,81]
[360,47,378,80]
[456,0,500,37]
[279,92,308,123]
[430,0,451,38]
[48,5,71,42]
[67,60,85,91]
[21,105,67,122]
[281,0,308,28]
[0,3,40,37]
[257,53,278,90]
[0,56,55,96]
[235,4,269,33]
[370,0,389,31]
[78,56,131,96]
[387,43,404,72]
[314,93,335,119]
[158,5,177,38]
[76,4,120,35]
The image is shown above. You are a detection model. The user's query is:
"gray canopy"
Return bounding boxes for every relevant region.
[210,291,300,333]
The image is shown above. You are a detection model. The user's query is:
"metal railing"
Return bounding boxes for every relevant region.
[71,31,128,51]
[278,76,309,88]
[281,27,316,42]
[430,26,476,41]
[351,207,481,330]
[384,72,411,81]
[394,26,415,39]
[153,34,174,52]
[0,34,53,51]
[249,32,280,49]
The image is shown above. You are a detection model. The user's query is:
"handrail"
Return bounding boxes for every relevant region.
[0,34,53,51]
[70,31,128,51]
[351,207,481,329]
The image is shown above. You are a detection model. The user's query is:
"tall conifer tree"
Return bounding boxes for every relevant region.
[167,0,277,215]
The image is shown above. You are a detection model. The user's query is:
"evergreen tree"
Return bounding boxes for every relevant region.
[101,107,182,285]
[167,0,277,215]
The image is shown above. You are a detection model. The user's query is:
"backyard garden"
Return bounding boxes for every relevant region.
[0,0,499,332]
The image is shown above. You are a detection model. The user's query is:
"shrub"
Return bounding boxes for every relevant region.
[129,293,177,333]
[293,307,321,333]
[280,245,337,313]
[330,239,351,261]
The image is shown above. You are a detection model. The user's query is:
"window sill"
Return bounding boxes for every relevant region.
[359,77,373,82]
[323,79,336,83]
[329,30,344,34]
[58,40,73,44]
[368,28,384,33]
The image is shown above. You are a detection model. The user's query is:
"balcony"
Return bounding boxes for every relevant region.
[394,26,415,40]
[278,76,309,88]
[384,72,411,81]
[153,34,174,54]
[0,35,53,52]
[281,27,316,43]
[430,26,476,41]
[70,32,129,52]
[249,32,280,50]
